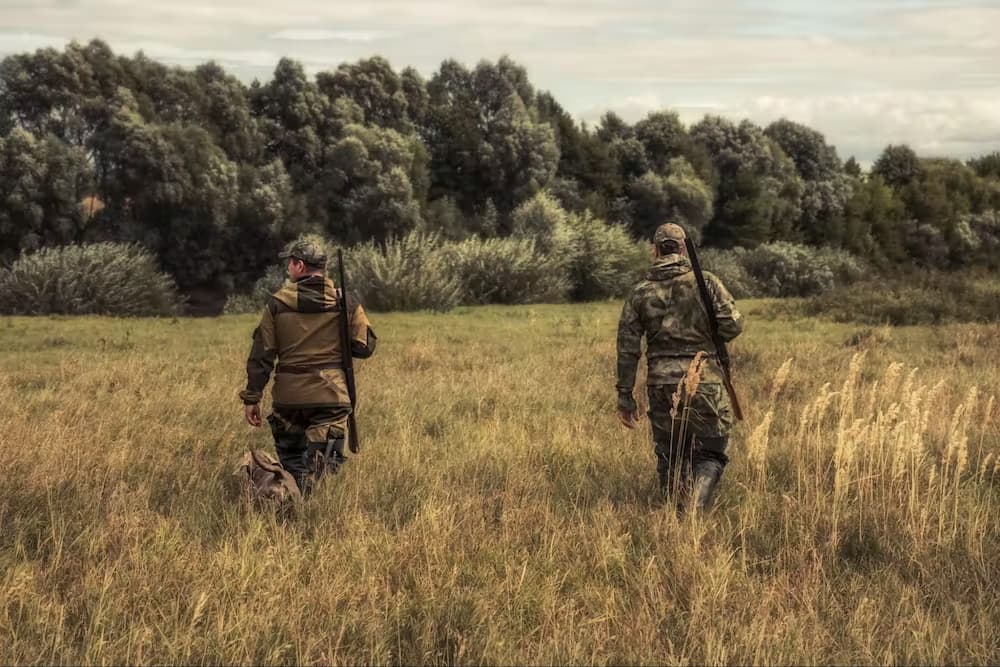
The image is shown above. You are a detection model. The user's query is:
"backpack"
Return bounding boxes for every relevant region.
[236,449,302,504]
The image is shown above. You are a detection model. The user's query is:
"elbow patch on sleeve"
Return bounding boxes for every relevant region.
[351,327,377,359]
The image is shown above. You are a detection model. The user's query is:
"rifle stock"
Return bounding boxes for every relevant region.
[684,238,745,421]
[337,249,361,452]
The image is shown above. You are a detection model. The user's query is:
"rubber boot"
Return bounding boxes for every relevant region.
[302,436,346,495]
[690,459,724,514]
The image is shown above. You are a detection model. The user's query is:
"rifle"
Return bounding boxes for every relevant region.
[336,249,361,453]
[684,238,744,421]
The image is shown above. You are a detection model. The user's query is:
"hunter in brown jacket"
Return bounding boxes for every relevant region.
[240,240,377,495]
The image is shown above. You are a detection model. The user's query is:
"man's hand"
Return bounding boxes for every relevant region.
[617,392,640,429]
[244,403,262,428]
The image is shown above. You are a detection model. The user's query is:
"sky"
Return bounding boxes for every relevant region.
[1,0,999,164]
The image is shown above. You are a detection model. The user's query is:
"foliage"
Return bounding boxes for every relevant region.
[559,211,648,301]
[739,242,867,297]
[698,247,760,299]
[872,144,923,190]
[0,242,181,315]
[2,40,1000,291]
[803,270,1000,325]
[348,231,463,312]
[441,236,570,305]
[424,57,559,218]
[0,129,96,263]
[222,264,287,315]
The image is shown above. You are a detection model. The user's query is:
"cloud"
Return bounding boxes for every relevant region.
[0,31,71,52]
[583,90,1000,163]
[267,29,395,42]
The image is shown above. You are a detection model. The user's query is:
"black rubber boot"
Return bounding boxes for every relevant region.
[688,435,729,514]
[690,459,724,513]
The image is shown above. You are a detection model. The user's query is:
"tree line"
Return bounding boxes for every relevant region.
[2,39,999,293]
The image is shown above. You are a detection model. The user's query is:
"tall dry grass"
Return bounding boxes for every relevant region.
[1,302,998,665]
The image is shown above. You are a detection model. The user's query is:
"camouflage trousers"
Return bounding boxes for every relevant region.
[267,407,349,495]
[647,383,733,489]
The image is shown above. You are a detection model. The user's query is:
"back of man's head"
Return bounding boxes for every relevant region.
[653,222,687,256]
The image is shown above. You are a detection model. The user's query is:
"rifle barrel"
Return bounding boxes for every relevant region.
[337,249,361,452]
[684,238,744,421]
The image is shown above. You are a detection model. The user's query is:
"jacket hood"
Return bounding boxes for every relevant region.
[647,254,692,281]
[272,274,340,312]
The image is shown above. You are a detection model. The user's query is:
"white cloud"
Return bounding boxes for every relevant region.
[268,29,395,42]
[0,31,69,52]
[585,90,1000,162]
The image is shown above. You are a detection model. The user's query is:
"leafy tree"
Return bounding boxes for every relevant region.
[425,58,558,219]
[626,158,713,241]
[843,175,906,263]
[764,119,841,181]
[844,156,862,177]
[400,67,429,129]
[192,62,261,163]
[634,111,688,174]
[509,189,570,252]
[249,58,354,192]
[596,111,631,142]
[0,129,96,262]
[312,123,422,244]
[872,144,922,190]
[97,93,241,288]
[968,151,1000,179]
[225,160,308,289]
[317,56,412,132]
[691,116,803,247]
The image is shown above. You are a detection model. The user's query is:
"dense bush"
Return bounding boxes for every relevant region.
[349,232,464,312]
[739,242,867,297]
[803,271,1000,325]
[223,265,286,314]
[699,247,760,299]
[0,243,182,316]
[441,236,570,304]
[227,216,871,314]
[509,191,570,253]
[558,211,648,300]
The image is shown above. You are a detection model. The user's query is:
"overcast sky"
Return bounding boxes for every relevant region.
[2,0,999,164]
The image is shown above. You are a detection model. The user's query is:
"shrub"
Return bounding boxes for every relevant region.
[349,231,463,312]
[442,236,570,305]
[223,265,286,314]
[509,191,570,253]
[803,271,1000,325]
[225,231,463,313]
[699,247,761,299]
[0,243,182,316]
[558,211,649,301]
[740,242,867,297]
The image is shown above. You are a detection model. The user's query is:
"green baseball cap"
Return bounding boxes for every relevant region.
[279,239,327,267]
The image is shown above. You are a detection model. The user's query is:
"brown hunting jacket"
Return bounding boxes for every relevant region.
[239,274,376,410]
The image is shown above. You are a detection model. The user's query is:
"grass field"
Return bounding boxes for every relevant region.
[2,300,999,665]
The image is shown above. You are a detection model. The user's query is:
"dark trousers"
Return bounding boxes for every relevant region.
[267,407,347,494]
[647,384,731,492]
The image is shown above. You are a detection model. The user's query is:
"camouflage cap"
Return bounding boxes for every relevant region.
[279,239,327,267]
[653,222,687,245]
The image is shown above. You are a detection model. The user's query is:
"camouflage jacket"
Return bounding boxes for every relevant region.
[239,274,376,409]
[616,254,742,391]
